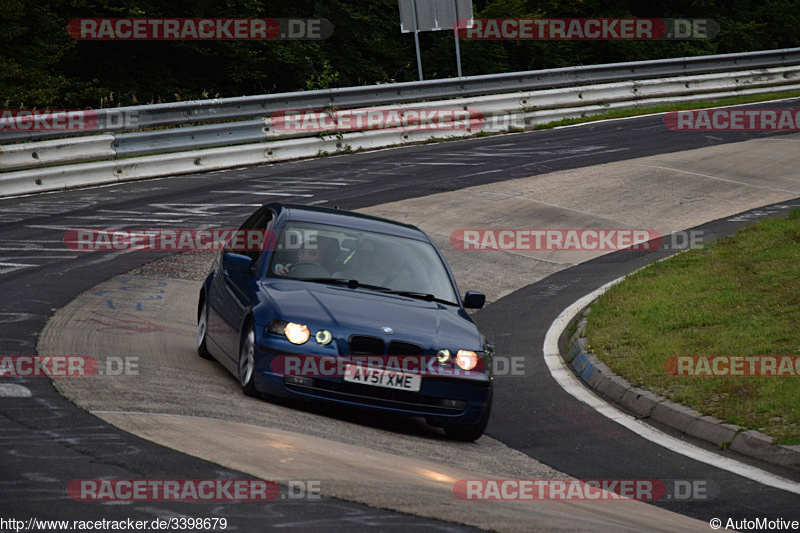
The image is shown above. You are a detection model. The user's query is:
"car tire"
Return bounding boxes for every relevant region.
[197,304,213,360]
[238,324,259,398]
[442,393,492,442]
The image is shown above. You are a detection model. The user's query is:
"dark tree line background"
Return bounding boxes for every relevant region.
[2,0,798,109]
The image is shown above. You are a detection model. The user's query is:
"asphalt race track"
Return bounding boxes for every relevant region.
[2,102,800,531]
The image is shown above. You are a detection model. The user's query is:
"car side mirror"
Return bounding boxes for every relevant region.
[463,291,485,309]
[222,252,253,274]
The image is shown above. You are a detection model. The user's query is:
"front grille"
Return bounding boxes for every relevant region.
[387,341,422,356]
[349,335,385,355]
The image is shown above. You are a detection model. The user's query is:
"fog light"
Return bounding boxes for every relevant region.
[437,349,451,364]
[439,399,467,410]
[285,375,315,387]
[456,350,478,370]
[315,329,333,345]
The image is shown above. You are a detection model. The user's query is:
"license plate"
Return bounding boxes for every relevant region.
[343,364,421,392]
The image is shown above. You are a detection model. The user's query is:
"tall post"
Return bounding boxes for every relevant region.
[410,0,424,81]
[453,0,463,77]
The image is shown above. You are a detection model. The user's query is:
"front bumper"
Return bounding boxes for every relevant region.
[252,343,492,426]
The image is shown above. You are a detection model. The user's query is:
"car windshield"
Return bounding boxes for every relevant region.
[267,221,458,305]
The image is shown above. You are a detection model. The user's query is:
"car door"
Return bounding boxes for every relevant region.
[208,208,274,362]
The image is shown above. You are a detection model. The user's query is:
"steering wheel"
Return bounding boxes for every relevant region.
[286,262,329,278]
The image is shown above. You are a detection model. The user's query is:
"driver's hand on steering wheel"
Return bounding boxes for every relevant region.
[276,247,322,276]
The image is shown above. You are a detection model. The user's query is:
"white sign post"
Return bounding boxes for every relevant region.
[398,0,473,80]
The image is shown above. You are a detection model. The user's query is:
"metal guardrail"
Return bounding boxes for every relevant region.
[112,120,268,157]
[4,65,799,171]
[2,48,800,197]
[3,47,800,144]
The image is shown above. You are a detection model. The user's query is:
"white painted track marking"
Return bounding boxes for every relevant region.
[543,278,800,495]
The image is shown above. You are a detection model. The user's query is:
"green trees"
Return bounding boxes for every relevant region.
[2,0,797,109]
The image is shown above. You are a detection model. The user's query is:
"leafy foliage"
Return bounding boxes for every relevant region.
[2,0,798,108]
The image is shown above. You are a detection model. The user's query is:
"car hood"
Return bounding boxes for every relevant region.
[259,279,483,350]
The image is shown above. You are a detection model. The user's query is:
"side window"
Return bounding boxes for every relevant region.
[233,209,274,262]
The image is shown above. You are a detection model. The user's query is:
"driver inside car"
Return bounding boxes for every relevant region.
[274,244,324,276]
[335,243,413,289]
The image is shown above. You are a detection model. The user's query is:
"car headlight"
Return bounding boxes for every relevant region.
[455,349,479,370]
[269,320,310,345]
[284,322,310,344]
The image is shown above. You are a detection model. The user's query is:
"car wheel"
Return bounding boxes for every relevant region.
[443,394,492,442]
[197,304,213,360]
[238,324,259,397]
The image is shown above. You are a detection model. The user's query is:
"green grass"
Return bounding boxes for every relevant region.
[531,89,800,130]
[416,89,800,139]
[586,210,800,444]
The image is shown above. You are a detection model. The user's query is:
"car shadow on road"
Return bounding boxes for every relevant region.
[257,390,452,441]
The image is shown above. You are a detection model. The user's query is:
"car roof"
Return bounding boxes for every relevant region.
[268,203,430,242]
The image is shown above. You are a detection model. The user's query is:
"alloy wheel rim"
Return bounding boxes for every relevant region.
[239,329,255,386]
[197,307,207,348]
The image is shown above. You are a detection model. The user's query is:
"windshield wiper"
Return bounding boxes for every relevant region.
[302,277,361,288]
[381,290,456,306]
[302,279,454,304]
[302,278,393,291]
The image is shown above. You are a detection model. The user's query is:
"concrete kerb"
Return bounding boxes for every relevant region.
[559,299,800,474]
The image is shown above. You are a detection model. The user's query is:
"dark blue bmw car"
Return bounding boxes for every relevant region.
[197,203,493,440]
